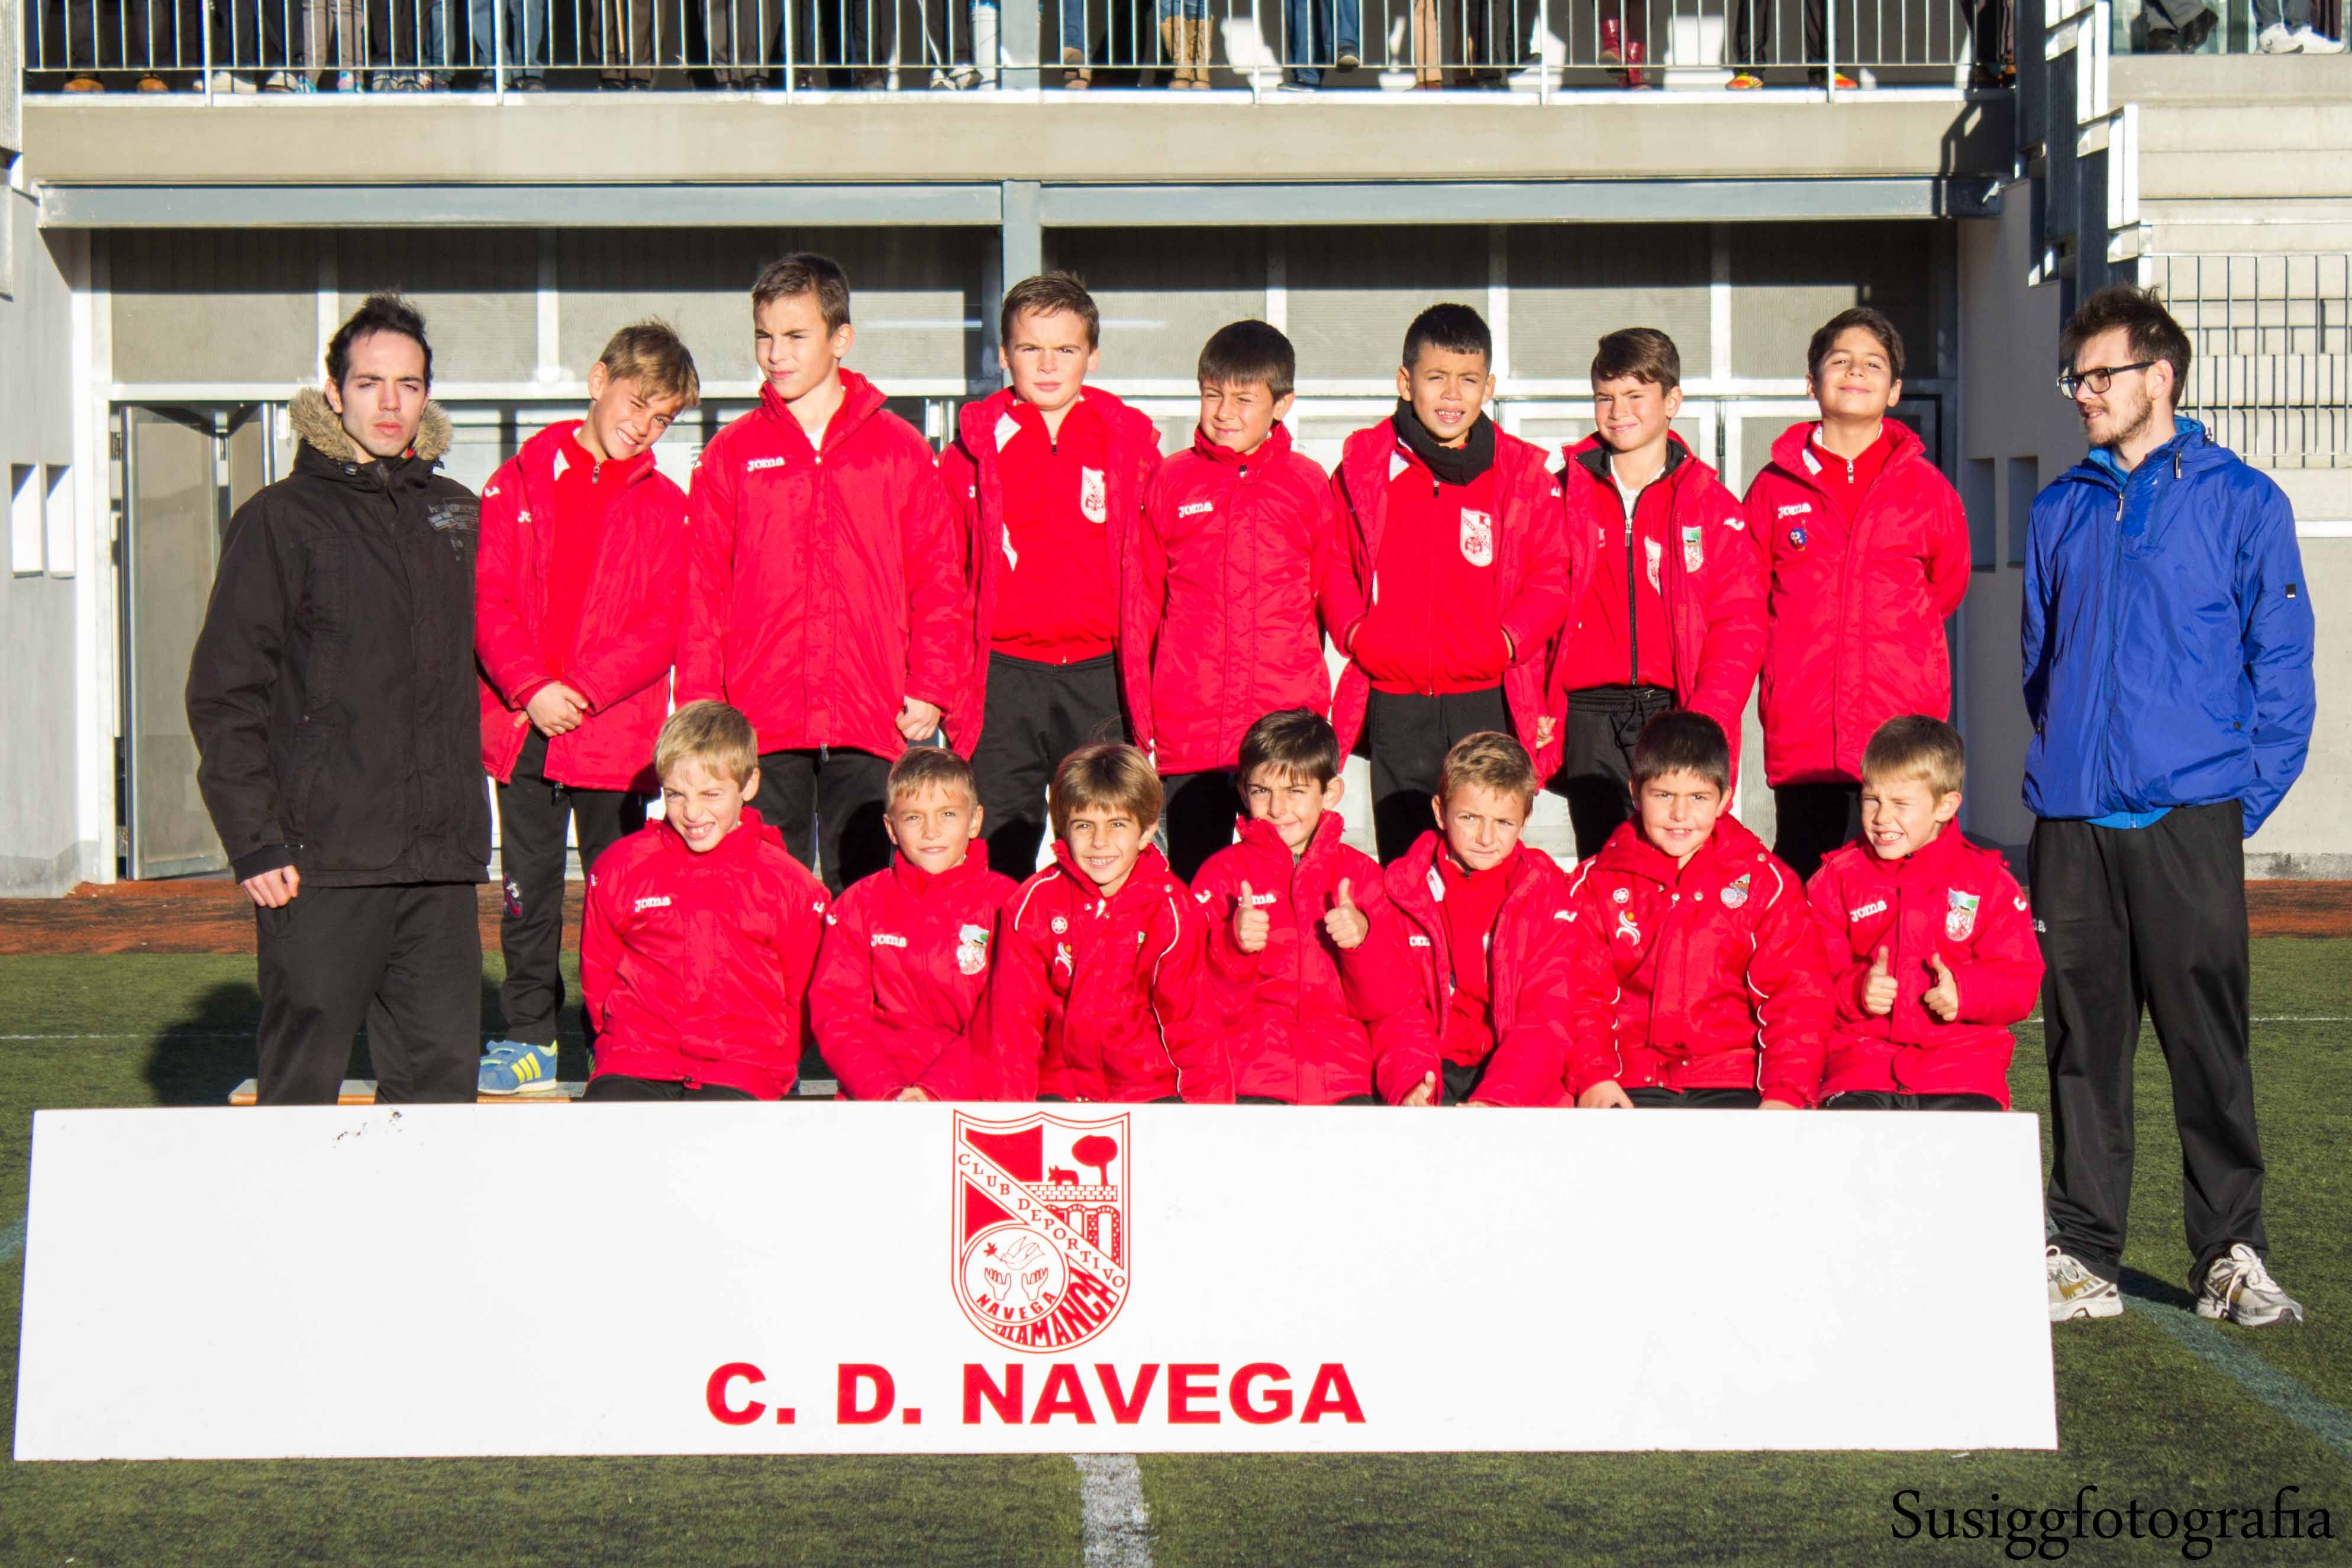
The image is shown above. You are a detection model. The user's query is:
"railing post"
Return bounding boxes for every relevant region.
[493,0,506,99]
[1825,0,1837,98]
[201,0,215,100]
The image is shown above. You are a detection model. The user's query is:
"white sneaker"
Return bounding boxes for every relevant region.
[2259,21,2301,50]
[2195,1243,2305,1326]
[2293,24,2347,51]
[2047,1246,2123,1321]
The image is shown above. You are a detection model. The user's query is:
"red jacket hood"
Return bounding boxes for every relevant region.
[1590,809,1772,886]
[759,368,889,455]
[957,383,1162,460]
[1561,429,1722,489]
[515,417,659,494]
[1048,838,1181,906]
[888,837,999,899]
[1192,420,1295,469]
[1766,417,1927,491]
[654,805,786,864]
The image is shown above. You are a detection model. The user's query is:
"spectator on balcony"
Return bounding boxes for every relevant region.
[1165,0,1215,87]
[705,0,773,85]
[1725,0,1856,89]
[209,0,301,89]
[600,0,662,85]
[2134,0,2215,50]
[1461,0,1531,87]
[467,0,551,85]
[1282,0,1354,89]
[921,0,998,88]
[2255,0,2345,52]
[42,0,182,91]
[1598,3,1651,89]
[303,0,364,89]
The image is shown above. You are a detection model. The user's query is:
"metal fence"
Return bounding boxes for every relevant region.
[2152,252,2352,469]
[22,0,1995,90]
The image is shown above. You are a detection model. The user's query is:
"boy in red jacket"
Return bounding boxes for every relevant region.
[679,253,969,894]
[1743,306,1971,882]
[983,742,1232,1104]
[1383,731,1577,1106]
[579,702,830,1102]
[1549,328,1765,859]
[1563,711,1832,1109]
[1806,716,2042,1110]
[474,321,699,1095]
[1192,708,1440,1106]
[1144,321,1354,879]
[1331,304,1572,863]
[940,272,1164,878]
[812,746,1018,1101]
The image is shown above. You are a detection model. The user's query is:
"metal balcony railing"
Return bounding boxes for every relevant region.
[2152,252,2352,469]
[22,0,2000,93]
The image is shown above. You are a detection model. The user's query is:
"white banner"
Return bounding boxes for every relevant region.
[13,1104,2056,1459]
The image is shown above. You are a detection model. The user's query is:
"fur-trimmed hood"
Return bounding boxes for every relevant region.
[289,386,453,466]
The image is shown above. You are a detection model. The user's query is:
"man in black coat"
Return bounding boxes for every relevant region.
[188,293,491,1105]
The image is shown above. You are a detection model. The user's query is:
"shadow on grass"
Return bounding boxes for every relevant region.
[137,977,509,1105]
[2119,1264,2199,1312]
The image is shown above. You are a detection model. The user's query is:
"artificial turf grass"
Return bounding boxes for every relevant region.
[2,945,2349,1566]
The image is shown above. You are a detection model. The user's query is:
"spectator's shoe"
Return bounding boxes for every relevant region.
[1335,46,1360,70]
[208,70,262,93]
[2293,24,2347,50]
[1600,16,1623,63]
[2259,21,2301,50]
[516,74,546,90]
[479,1040,560,1095]
[1623,39,1650,88]
[262,69,301,91]
[2195,1243,2305,1327]
[1808,67,1860,88]
[2047,1246,2123,1321]
[1727,70,1764,88]
[1185,17,1214,84]
[333,69,359,91]
[136,72,169,91]
[1062,46,1090,87]
[63,75,105,92]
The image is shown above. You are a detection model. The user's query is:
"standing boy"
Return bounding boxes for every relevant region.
[1743,306,1971,882]
[1192,709,1440,1106]
[812,747,1018,1101]
[680,253,969,893]
[941,272,1163,877]
[1382,732,1577,1106]
[1331,304,1572,863]
[473,321,699,1093]
[1561,711,1831,1111]
[1141,320,1353,879]
[1550,327,1765,859]
[1808,716,2041,1110]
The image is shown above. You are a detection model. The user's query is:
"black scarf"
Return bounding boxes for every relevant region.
[1390,400,1496,488]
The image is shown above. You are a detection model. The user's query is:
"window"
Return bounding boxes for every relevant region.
[10,465,38,576]
[43,466,73,578]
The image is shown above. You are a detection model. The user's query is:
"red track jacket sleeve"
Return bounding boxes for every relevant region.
[1747,868,1835,1107]
[677,450,736,706]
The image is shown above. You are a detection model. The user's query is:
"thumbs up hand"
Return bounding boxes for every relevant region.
[1863,946,1898,1017]
[1401,1070,1438,1107]
[1923,953,1961,1022]
[1234,882,1271,954]
[1323,877,1370,950]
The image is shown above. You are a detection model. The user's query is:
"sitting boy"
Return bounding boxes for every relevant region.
[984,742,1233,1104]
[1806,715,2042,1110]
[1382,731,1578,1106]
[813,746,1018,1101]
[1564,711,1831,1109]
[1192,708,1440,1106]
[578,701,830,1102]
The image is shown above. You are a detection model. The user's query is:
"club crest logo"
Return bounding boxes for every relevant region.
[1721,872,1751,909]
[1946,889,1981,941]
[1459,509,1495,567]
[1788,527,1809,550]
[1614,909,1642,944]
[953,1111,1131,1353]
[1080,467,1109,525]
[1682,524,1705,573]
[956,922,991,977]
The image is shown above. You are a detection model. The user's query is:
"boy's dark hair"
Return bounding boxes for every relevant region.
[2059,284,2193,396]
[1438,731,1539,810]
[1861,715,1967,798]
[1592,327,1681,393]
[1807,306,1906,383]
[1238,708,1340,788]
[751,253,852,334]
[886,745,977,808]
[1198,320,1296,402]
[1630,710,1731,795]
[1001,270,1101,351]
[326,292,433,389]
[1401,304,1492,371]
[1049,743,1164,841]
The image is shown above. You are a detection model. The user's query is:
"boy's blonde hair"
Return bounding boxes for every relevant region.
[654,701,758,787]
[1050,742,1164,840]
[1439,731,1540,810]
[1862,715,1967,798]
[888,745,977,808]
[596,320,701,409]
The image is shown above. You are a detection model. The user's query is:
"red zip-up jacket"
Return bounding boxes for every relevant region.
[938,386,1163,758]
[982,842,1232,1104]
[1134,424,1353,774]
[1330,423,1572,777]
[1192,813,1440,1104]
[1743,421,1972,785]
[1549,435,1766,780]
[1382,831,1578,1106]
[581,807,830,1100]
[1561,815,1832,1106]
[1806,828,2041,1107]
[811,844,1019,1101]
[475,420,687,792]
[678,371,970,761]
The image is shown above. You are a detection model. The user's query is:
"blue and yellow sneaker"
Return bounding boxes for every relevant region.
[478,1039,560,1095]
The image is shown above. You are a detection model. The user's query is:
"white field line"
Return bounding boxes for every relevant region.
[1073,1453,1154,1568]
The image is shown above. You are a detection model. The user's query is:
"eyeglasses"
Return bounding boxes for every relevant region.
[2057,362,2157,396]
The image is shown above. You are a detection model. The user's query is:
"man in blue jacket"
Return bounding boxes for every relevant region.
[2025,286,2315,1328]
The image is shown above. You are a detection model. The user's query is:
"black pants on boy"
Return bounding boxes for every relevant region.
[1822,1090,2002,1111]
[1366,685,1509,865]
[254,883,482,1105]
[495,728,649,1062]
[1773,780,1863,885]
[1440,1056,1493,1105]
[1160,769,1238,882]
[971,651,1127,879]
[1627,1086,1764,1108]
[1727,0,1825,70]
[2033,802,2264,1285]
[581,1074,757,1102]
[749,746,894,895]
[1554,683,1676,861]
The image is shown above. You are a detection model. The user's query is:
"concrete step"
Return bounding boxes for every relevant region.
[2145,204,2352,255]
[2139,102,2352,154]
[2140,149,2352,202]
[2263,464,2352,520]
[2112,53,2352,107]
